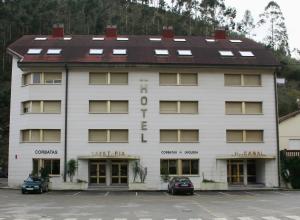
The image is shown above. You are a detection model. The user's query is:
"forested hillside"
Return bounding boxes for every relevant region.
[0,0,299,172]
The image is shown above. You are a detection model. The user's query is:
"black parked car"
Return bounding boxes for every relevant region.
[168,176,194,195]
[21,176,49,194]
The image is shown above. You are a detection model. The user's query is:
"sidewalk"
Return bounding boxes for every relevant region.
[0,178,9,189]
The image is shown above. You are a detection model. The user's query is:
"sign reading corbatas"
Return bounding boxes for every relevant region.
[161,150,199,155]
[34,149,58,154]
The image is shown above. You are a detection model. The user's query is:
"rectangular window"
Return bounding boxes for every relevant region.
[160,129,199,143]
[89,101,107,113]
[89,101,128,113]
[224,74,241,86]
[225,101,262,115]
[44,72,62,84]
[110,101,128,113]
[22,101,61,114]
[42,129,61,142]
[89,129,107,142]
[33,159,60,176]
[180,101,198,114]
[179,73,198,85]
[244,74,261,86]
[159,73,197,86]
[22,74,31,85]
[180,130,199,142]
[182,159,199,175]
[160,101,178,113]
[21,129,61,143]
[43,101,61,113]
[226,130,263,143]
[89,72,108,85]
[245,102,262,114]
[110,130,128,142]
[89,72,128,85]
[225,102,243,114]
[245,130,263,142]
[110,72,128,85]
[88,129,128,143]
[32,73,42,84]
[160,159,199,175]
[160,130,178,143]
[225,74,261,86]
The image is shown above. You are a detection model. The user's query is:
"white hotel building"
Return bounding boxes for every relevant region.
[7,25,280,190]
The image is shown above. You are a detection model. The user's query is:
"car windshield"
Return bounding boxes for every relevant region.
[178,178,190,183]
[25,177,41,182]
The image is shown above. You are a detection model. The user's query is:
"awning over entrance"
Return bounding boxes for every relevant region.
[78,151,140,160]
[216,152,276,160]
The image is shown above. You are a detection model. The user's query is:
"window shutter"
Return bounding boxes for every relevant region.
[43,101,61,113]
[160,130,178,142]
[44,72,62,83]
[22,130,30,142]
[227,130,243,142]
[180,101,198,113]
[159,73,177,85]
[89,129,107,142]
[180,130,199,142]
[245,102,262,114]
[226,102,243,114]
[245,130,263,142]
[160,101,177,113]
[225,74,241,86]
[89,72,107,85]
[244,74,261,86]
[89,101,107,113]
[43,129,60,142]
[110,73,128,85]
[110,101,128,113]
[110,130,128,142]
[31,101,41,113]
[31,129,41,142]
[179,73,197,85]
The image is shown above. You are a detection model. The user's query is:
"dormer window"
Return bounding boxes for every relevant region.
[93,37,104,41]
[149,38,161,41]
[206,39,216,42]
[47,49,62,55]
[113,49,127,55]
[230,39,243,43]
[155,49,169,56]
[117,37,129,41]
[239,51,255,57]
[34,37,47,41]
[64,37,72,40]
[177,50,192,56]
[89,49,103,55]
[219,50,234,57]
[174,38,186,42]
[27,49,42,55]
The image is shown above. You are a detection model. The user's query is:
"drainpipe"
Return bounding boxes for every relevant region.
[274,71,281,188]
[64,64,69,182]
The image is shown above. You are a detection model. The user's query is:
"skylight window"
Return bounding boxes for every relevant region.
[149,37,161,41]
[113,49,127,55]
[239,51,255,57]
[155,49,169,56]
[117,37,129,41]
[34,37,47,41]
[177,50,192,56]
[174,38,186,42]
[47,49,62,55]
[206,39,216,42]
[64,37,72,40]
[89,49,103,55]
[219,50,234,56]
[230,39,243,43]
[92,37,104,41]
[27,49,42,54]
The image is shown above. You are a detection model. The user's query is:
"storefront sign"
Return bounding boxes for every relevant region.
[34,149,58,155]
[232,151,266,158]
[161,150,199,155]
[91,151,126,157]
[140,79,148,143]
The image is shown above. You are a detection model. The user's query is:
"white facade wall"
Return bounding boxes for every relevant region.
[9,57,279,189]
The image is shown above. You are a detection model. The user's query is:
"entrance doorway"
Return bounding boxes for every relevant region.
[227,159,258,185]
[89,162,106,184]
[111,162,128,185]
[227,160,244,184]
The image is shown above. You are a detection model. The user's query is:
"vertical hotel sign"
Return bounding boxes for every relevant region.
[140,79,148,143]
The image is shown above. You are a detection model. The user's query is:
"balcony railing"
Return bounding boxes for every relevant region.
[281,150,300,158]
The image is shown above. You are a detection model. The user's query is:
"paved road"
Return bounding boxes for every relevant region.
[0,189,300,220]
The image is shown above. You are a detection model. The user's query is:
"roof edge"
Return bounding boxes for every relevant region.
[279,110,300,123]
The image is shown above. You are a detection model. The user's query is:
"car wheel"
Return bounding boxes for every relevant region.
[21,189,26,194]
[39,187,43,194]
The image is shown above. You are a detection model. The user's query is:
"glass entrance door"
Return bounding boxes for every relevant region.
[111,162,128,185]
[90,162,106,184]
[227,160,244,184]
[247,160,257,184]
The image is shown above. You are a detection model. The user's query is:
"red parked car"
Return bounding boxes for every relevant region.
[167,177,194,195]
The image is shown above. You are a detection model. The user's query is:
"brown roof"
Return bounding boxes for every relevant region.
[279,110,300,123]
[7,35,280,67]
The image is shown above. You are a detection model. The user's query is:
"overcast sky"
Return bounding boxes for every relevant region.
[224,0,299,56]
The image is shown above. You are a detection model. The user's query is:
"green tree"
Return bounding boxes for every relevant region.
[257,1,290,56]
[238,10,255,38]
